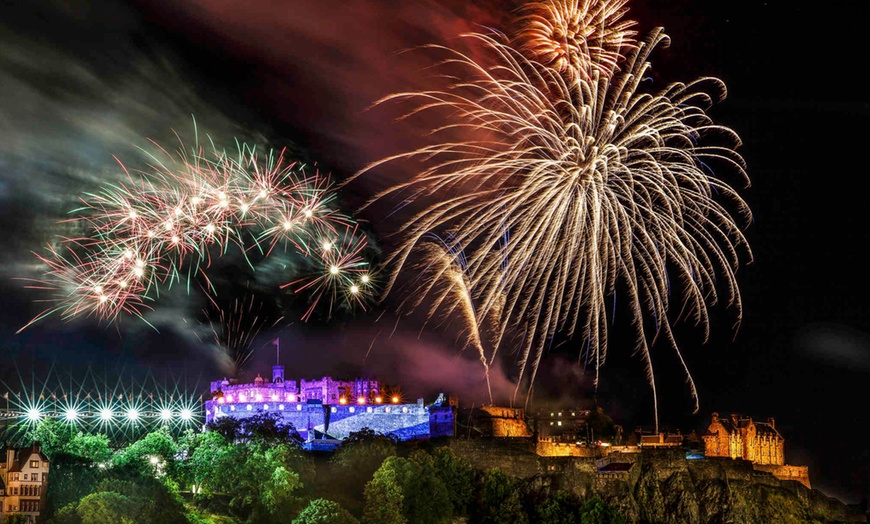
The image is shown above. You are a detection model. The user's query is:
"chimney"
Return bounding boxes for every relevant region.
[767,417,775,429]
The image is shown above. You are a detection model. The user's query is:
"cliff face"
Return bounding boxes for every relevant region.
[449,440,867,524]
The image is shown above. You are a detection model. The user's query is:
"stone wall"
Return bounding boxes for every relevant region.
[754,463,811,489]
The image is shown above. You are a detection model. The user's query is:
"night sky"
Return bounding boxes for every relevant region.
[1,0,868,506]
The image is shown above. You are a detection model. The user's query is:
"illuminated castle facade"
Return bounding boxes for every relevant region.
[204,365,455,444]
[702,412,810,488]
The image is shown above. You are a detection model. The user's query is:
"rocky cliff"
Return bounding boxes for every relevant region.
[449,439,867,524]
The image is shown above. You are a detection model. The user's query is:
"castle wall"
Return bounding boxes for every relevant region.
[754,464,811,489]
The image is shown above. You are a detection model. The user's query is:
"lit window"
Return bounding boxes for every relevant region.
[402,407,408,413]
[572,412,576,416]
[331,407,337,413]
[558,421,562,426]
[278,404,285,410]
[367,407,373,413]
[558,412,562,417]
[349,407,355,413]
[30,460,39,468]
[550,422,554,426]
[230,406,236,411]
[385,407,391,413]
[264,404,269,410]
[296,404,302,411]
[246,404,252,411]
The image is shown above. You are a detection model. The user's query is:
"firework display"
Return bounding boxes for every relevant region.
[354,0,752,422]
[20,138,375,332]
[512,0,637,82]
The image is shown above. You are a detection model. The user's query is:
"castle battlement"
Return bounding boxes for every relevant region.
[204,366,454,445]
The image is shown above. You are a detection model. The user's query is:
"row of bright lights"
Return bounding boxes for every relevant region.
[217,394,400,405]
[25,407,195,422]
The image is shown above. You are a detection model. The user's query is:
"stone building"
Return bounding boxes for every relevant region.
[702,412,810,488]
[205,365,454,444]
[702,412,784,464]
[0,442,50,524]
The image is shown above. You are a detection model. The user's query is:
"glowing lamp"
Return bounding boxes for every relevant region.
[100,409,113,421]
[255,394,263,402]
[287,394,295,402]
[26,409,41,421]
[217,397,225,404]
[64,408,78,421]
[127,409,140,421]
[149,456,160,465]
[339,397,347,405]
[375,396,382,404]
[225,395,233,402]
[180,409,193,421]
[160,409,172,421]
[356,397,365,405]
[391,396,399,404]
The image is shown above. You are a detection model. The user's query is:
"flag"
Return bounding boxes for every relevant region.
[272,338,280,346]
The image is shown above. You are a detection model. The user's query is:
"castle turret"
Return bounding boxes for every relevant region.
[272,365,285,384]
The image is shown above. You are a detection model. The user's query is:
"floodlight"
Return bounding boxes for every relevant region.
[26,408,41,421]
[127,408,140,421]
[160,409,172,421]
[64,408,78,421]
[100,409,113,421]
[180,409,192,421]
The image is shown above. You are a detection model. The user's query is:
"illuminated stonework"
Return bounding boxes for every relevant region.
[702,412,810,488]
[204,366,454,443]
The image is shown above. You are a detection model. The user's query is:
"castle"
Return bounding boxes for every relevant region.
[702,412,810,488]
[204,365,454,445]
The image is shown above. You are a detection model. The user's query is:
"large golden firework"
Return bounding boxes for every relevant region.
[511,0,637,82]
[354,27,752,425]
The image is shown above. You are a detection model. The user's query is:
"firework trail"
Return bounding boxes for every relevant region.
[511,0,638,82]
[19,133,375,332]
[404,234,499,404]
[200,293,283,378]
[352,5,752,427]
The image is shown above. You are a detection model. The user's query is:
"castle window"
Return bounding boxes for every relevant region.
[296,404,303,411]
[385,407,391,413]
[402,407,408,413]
[367,407,373,413]
[230,405,236,411]
[279,404,285,410]
[30,460,39,468]
[246,404,252,411]
[264,404,269,410]
[331,407,337,413]
[349,407,355,413]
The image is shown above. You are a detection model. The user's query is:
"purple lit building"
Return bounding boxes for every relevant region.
[204,365,454,445]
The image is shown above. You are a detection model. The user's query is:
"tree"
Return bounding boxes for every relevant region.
[74,492,137,524]
[363,455,451,524]
[361,458,405,524]
[292,498,359,524]
[426,446,474,516]
[474,468,528,524]
[2,515,32,524]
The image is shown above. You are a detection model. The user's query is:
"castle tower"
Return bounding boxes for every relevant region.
[272,365,285,384]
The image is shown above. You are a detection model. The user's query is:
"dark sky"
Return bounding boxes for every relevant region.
[1,0,868,506]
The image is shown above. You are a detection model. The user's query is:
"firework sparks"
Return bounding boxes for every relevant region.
[402,235,500,404]
[353,21,752,426]
[200,293,283,378]
[511,0,637,82]
[19,134,374,332]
